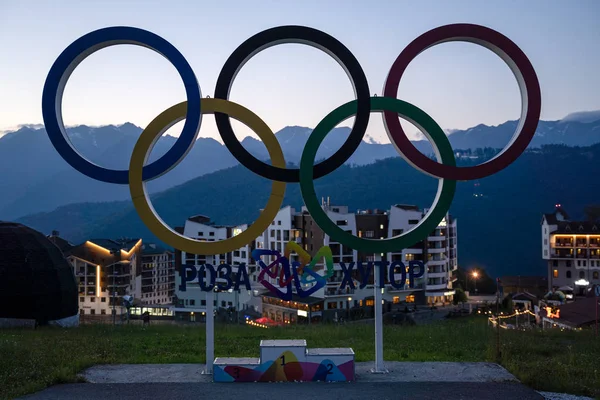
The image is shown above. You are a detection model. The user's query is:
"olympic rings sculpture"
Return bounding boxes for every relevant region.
[42,24,541,256]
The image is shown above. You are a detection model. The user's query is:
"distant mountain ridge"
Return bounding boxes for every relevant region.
[1,111,600,220]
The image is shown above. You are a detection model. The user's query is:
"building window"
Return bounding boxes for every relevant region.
[393,296,400,304]
[79,297,84,302]
[277,221,281,225]
[593,271,599,279]
[209,232,215,236]
[190,299,195,306]
[566,270,571,278]
[579,271,585,279]
[101,309,106,315]
[553,269,558,278]
[364,231,374,238]
[90,309,95,315]
[90,297,95,302]
[101,297,106,302]
[198,232,204,236]
[406,295,415,303]
[327,301,338,309]
[336,220,348,226]
[409,219,419,225]
[544,239,547,245]
[365,299,374,307]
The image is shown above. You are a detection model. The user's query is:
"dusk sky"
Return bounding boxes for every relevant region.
[1,0,599,143]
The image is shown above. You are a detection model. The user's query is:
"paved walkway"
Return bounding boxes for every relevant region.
[20,362,548,399]
[20,382,544,400]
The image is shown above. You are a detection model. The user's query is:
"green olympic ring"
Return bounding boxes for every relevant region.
[299,96,456,254]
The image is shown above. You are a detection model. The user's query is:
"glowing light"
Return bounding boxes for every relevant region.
[545,307,560,319]
[96,265,101,297]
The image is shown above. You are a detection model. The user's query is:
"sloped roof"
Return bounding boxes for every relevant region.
[551,297,598,327]
[141,243,172,255]
[553,221,600,234]
[87,238,140,252]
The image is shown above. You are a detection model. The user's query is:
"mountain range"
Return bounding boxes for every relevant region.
[2,111,600,221]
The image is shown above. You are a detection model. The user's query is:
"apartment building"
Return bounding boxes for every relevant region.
[256,202,457,323]
[542,205,600,295]
[65,238,142,316]
[173,216,262,321]
[175,200,458,323]
[139,243,175,305]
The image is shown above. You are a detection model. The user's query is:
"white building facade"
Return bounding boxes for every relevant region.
[175,201,458,323]
[542,206,600,295]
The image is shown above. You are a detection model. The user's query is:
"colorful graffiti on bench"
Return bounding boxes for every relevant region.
[214,350,354,382]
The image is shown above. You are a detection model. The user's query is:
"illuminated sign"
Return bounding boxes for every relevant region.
[545,306,560,319]
[575,279,589,286]
[297,310,308,317]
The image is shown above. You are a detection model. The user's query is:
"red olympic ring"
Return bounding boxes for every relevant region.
[383,23,541,181]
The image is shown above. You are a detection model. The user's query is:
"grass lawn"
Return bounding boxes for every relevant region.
[1,317,598,399]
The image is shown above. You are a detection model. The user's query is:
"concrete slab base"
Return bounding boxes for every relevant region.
[80,361,518,384]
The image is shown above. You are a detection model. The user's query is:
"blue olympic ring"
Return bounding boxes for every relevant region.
[42,26,202,184]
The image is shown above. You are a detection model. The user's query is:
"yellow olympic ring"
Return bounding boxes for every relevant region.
[128,98,286,255]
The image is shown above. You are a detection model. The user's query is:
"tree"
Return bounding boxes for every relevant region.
[584,204,600,222]
[501,295,514,312]
[453,288,468,306]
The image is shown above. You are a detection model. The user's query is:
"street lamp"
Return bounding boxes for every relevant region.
[472,271,479,293]
[346,296,352,320]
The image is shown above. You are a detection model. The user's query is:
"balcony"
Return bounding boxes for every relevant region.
[552,242,573,248]
[426,283,449,291]
[552,251,573,259]
[388,283,424,292]
[427,259,446,266]
[325,288,355,296]
[428,247,445,254]
[427,272,448,278]
[575,251,588,259]
[428,236,445,241]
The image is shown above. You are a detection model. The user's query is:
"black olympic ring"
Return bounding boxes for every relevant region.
[214,25,371,183]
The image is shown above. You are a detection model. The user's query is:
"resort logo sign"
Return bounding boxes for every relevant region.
[178,241,425,300]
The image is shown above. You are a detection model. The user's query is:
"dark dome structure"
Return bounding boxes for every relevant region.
[0,222,77,324]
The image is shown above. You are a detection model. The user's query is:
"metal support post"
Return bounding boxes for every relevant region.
[371,258,388,373]
[204,289,214,375]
